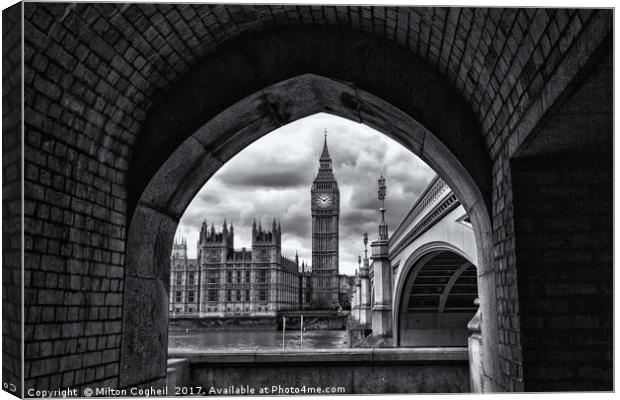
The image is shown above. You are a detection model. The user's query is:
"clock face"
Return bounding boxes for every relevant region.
[316,193,332,208]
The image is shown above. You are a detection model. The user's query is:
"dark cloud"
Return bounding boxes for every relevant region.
[348,185,380,210]
[196,191,221,206]
[279,205,311,239]
[218,166,311,189]
[176,113,435,274]
[341,209,376,228]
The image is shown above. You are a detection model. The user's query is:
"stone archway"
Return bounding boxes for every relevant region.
[122,73,497,390]
[14,3,612,393]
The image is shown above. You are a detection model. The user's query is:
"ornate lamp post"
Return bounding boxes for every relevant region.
[378,174,388,241]
[370,173,393,338]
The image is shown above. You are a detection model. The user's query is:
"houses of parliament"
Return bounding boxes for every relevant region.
[169,135,353,317]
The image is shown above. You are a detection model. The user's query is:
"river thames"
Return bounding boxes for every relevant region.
[168,330,349,351]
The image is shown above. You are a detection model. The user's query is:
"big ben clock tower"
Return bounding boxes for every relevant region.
[311,132,340,308]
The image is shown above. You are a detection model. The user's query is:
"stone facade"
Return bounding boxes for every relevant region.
[169,221,300,317]
[298,265,313,309]
[337,274,355,309]
[350,235,372,327]
[169,239,199,315]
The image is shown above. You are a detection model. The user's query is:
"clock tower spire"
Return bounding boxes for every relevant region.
[311,130,340,308]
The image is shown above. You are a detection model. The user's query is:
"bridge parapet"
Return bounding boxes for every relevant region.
[391,176,452,248]
[390,176,463,257]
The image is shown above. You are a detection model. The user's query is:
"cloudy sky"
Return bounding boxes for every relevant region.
[176,113,436,275]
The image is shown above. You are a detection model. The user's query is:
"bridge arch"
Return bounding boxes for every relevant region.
[393,243,477,347]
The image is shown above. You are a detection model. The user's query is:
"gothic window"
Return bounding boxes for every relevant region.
[227,290,232,302]
[188,272,195,285]
[175,291,182,303]
[236,271,241,284]
[207,270,217,284]
[175,272,182,285]
[188,291,195,303]
[259,289,267,302]
[227,271,232,283]
[259,270,267,283]
[245,289,250,301]
[245,271,251,283]
[259,249,268,261]
[207,290,217,302]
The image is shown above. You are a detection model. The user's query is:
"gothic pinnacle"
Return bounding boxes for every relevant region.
[320,129,331,161]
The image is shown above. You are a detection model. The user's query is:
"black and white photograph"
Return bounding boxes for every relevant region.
[0,0,615,398]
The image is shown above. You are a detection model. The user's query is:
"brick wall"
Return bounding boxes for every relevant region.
[22,3,128,390]
[512,155,612,390]
[3,3,24,397]
[14,3,613,392]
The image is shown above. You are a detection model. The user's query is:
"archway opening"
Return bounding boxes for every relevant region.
[166,112,436,352]
[122,72,496,390]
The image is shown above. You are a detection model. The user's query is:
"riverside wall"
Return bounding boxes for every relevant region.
[167,348,470,394]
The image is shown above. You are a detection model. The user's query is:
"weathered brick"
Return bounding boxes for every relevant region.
[30,357,60,377]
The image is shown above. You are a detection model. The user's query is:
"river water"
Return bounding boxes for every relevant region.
[168,330,349,352]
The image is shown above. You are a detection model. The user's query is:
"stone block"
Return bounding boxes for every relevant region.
[119,276,169,388]
[124,204,177,281]
[138,136,222,218]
